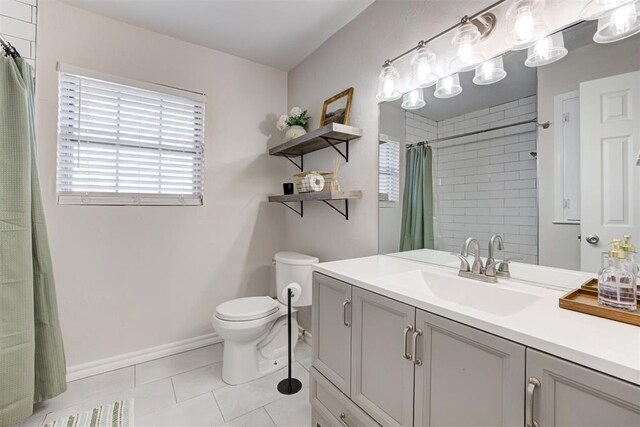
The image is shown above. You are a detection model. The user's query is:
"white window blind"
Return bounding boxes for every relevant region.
[379,139,400,204]
[56,64,206,206]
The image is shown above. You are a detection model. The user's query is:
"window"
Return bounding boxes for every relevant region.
[57,64,205,205]
[379,137,401,205]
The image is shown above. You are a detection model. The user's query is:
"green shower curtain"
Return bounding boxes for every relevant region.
[400,145,435,251]
[1,58,66,426]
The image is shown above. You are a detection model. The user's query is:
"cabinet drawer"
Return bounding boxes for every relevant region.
[310,367,380,427]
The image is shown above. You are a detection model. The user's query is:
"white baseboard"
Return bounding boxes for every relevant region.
[299,327,312,346]
[66,332,222,382]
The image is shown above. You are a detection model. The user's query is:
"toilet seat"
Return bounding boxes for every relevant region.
[215,296,279,321]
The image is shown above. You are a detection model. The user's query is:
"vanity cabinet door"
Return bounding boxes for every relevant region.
[312,272,352,396]
[527,349,640,427]
[414,310,525,427]
[350,287,415,427]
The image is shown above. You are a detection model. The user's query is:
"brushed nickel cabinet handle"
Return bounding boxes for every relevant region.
[402,325,414,359]
[338,412,350,427]
[411,328,423,366]
[342,299,351,327]
[526,377,541,427]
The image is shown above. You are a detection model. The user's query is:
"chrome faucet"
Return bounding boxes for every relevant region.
[453,236,501,283]
[486,234,504,276]
[462,237,483,274]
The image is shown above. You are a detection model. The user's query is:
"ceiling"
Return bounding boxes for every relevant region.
[61,0,374,71]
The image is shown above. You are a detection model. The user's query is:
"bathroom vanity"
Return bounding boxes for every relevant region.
[309,255,640,427]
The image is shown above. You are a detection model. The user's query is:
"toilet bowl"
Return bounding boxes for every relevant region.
[212,252,318,385]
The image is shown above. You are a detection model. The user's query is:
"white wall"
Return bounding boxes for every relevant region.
[287,0,496,330]
[537,36,640,270]
[0,0,37,68]
[35,0,289,367]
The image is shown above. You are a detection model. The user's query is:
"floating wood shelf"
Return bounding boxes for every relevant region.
[268,190,362,220]
[269,123,362,171]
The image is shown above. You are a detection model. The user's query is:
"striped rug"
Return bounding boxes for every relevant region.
[43,399,134,427]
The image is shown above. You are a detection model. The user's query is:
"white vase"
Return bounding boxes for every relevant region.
[285,125,306,141]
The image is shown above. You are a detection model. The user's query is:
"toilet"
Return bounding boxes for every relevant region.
[212,251,318,385]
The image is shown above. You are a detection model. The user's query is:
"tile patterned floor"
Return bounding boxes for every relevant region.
[15,342,313,427]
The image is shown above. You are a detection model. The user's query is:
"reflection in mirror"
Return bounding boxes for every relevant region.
[379,20,640,276]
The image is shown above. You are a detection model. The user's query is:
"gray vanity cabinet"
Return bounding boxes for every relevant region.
[413,310,525,427]
[312,273,353,396]
[526,349,640,427]
[350,287,416,427]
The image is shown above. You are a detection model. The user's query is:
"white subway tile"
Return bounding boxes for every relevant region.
[0,0,32,22]
[0,15,35,39]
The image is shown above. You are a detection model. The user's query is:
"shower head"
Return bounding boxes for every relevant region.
[530,151,537,159]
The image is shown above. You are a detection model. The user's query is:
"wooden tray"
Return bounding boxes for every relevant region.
[559,279,640,326]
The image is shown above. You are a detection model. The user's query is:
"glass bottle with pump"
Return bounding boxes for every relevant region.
[621,235,639,294]
[598,239,637,311]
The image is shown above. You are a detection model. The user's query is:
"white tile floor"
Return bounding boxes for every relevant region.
[16,342,313,427]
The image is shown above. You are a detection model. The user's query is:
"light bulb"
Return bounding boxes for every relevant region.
[450,22,483,72]
[525,32,568,67]
[593,0,640,43]
[410,46,438,88]
[514,8,535,42]
[481,60,495,77]
[506,0,549,49]
[401,88,426,110]
[434,74,463,99]
[534,37,551,60]
[473,56,507,85]
[376,63,402,102]
[611,3,635,32]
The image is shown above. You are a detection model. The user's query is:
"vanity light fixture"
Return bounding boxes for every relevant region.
[524,32,568,67]
[581,0,635,20]
[593,0,640,43]
[434,74,463,99]
[410,43,439,88]
[401,88,426,110]
[376,61,402,102]
[506,0,549,50]
[473,55,507,85]
[450,17,485,72]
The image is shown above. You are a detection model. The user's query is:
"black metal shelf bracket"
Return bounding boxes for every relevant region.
[280,201,303,217]
[281,153,303,171]
[320,137,350,163]
[322,199,349,220]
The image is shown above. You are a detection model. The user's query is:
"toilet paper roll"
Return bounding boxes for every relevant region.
[282,282,302,304]
[309,174,325,192]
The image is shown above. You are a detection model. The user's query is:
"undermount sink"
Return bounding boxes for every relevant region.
[380,269,541,316]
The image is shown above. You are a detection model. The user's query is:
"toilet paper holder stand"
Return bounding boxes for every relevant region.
[277,287,302,395]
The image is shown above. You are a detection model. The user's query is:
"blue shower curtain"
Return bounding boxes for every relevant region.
[0,57,66,426]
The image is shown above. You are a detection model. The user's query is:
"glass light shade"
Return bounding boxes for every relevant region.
[450,22,484,72]
[473,56,507,85]
[376,64,402,102]
[410,47,438,88]
[593,1,640,43]
[506,0,549,50]
[434,74,463,99]
[581,0,634,20]
[401,89,426,110]
[525,32,568,67]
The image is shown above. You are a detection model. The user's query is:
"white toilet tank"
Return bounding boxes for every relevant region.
[274,251,318,307]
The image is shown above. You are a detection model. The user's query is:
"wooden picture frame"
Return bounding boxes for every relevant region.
[320,87,354,126]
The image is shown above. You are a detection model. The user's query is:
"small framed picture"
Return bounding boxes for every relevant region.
[320,87,354,126]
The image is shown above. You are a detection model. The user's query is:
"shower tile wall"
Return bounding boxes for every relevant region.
[406,96,539,264]
[0,0,37,67]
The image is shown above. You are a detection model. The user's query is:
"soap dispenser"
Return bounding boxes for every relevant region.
[621,235,639,283]
[598,239,637,311]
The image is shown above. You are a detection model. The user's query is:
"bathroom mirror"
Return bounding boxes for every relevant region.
[378,19,640,277]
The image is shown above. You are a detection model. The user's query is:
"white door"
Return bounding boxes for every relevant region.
[580,71,640,272]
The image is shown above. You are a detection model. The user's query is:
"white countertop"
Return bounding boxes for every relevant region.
[313,255,640,386]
